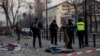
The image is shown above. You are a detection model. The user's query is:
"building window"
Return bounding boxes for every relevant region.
[62,5,69,10]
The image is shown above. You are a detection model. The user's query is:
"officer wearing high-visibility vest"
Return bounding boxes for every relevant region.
[76,18,85,49]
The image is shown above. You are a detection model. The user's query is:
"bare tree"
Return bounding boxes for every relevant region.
[67,0,83,22]
[0,0,12,27]
[10,0,27,27]
[0,0,28,28]
[92,0,99,32]
[85,0,100,32]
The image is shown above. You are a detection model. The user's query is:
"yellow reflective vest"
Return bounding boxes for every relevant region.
[77,22,85,31]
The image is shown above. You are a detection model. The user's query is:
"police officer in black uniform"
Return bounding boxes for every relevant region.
[66,19,74,49]
[49,20,58,45]
[31,18,42,48]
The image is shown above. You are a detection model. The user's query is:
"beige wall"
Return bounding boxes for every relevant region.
[42,2,75,28]
[56,3,74,27]
[42,7,57,29]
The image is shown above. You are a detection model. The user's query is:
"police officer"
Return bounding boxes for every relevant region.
[66,19,74,49]
[31,18,42,48]
[76,18,85,48]
[49,20,58,45]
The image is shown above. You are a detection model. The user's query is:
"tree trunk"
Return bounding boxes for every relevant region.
[93,0,98,32]
[74,4,78,23]
[2,6,12,27]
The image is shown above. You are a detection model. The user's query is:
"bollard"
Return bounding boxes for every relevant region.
[93,33,96,48]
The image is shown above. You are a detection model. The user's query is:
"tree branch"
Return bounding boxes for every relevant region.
[1,4,12,27]
[12,0,27,26]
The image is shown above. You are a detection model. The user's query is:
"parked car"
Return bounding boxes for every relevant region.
[21,28,32,36]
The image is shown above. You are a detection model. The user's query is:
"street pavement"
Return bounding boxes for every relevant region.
[0,34,100,56]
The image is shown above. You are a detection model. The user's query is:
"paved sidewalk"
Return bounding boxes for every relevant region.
[0,35,100,56]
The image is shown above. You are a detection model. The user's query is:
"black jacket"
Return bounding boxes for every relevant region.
[31,21,42,33]
[49,23,58,33]
[66,23,74,35]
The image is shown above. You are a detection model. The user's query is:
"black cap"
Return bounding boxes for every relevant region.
[53,20,56,22]
[35,18,38,21]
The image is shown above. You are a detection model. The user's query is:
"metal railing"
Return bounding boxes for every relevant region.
[41,29,64,42]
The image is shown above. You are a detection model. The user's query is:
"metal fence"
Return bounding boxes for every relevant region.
[41,29,64,42]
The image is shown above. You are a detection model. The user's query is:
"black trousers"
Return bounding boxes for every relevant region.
[77,31,85,48]
[33,32,42,47]
[67,34,73,48]
[51,32,57,45]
